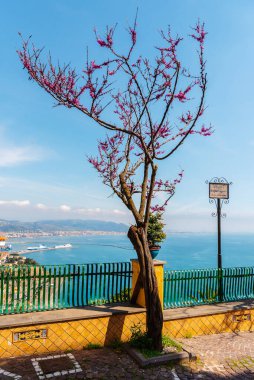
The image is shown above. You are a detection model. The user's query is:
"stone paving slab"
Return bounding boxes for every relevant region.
[177,331,254,379]
[179,331,254,361]
[0,332,254,379]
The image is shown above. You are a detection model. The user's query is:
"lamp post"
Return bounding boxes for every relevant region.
[206,177,232,301]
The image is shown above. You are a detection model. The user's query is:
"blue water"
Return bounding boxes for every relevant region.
[8,233,254,270]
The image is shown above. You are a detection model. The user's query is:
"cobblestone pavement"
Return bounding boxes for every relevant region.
[0,348,176,380]
[177,331,254,379]
[0,332,254,379]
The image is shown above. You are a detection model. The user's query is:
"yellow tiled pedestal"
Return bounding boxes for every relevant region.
[131,259,166,309]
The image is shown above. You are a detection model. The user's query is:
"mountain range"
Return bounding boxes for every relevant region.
[0,219,128,233]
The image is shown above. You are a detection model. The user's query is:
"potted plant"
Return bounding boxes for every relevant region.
[147,213,166,259]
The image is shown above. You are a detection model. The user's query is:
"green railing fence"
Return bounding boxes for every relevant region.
[0,262,132,315]
[164,266,254,309]
[3,261,254,314]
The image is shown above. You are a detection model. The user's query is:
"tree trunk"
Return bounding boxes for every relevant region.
[128,225,163,351]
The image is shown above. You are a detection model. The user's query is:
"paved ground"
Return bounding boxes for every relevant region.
[0,332,254,379]
[178,331,254,379]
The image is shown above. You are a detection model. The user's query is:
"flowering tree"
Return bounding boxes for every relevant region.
[18,18,210,350]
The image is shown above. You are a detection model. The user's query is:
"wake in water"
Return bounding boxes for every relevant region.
[83,243,134,251]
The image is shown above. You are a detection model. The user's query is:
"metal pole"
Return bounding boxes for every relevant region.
[217,199,222,270]
[217,199,223,301]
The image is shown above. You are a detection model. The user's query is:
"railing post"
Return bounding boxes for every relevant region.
[131,259,166,309]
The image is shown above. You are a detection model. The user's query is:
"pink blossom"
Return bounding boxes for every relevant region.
[18,20,208,220]
[91,61,102,70]
[175,85,192,102]
[180,111,193,124]
[106,33,113,47]
[175,91,187,102]
[190,21,207,45]
[97,39,107,47]
[150,205,165,213]
[129,28,137,44]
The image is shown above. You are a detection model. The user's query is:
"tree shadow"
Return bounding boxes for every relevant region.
[71,302,145,345]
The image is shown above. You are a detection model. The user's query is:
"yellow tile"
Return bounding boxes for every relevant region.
[0,307,253,359]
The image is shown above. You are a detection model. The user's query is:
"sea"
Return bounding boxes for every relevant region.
[8,233,254,270]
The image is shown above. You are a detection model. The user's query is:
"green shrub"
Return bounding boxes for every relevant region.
[191,287,218,303]
[147,213,166,247]
[129,324,182,355]
[129,323,153,350]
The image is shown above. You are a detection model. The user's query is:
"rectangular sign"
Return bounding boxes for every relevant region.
[232,313,251,322]
[13,329,47,342]
[209,182,229,199]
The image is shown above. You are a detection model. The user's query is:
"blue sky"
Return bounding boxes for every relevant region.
[0,0,254,232]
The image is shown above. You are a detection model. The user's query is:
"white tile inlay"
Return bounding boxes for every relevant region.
[0,368,22,379]
[31,353,82,379]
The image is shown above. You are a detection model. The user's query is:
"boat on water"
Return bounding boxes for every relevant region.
[27,244,47,251]
[0,236,12,250]
[24,243,72,253]
[54,244,72,249]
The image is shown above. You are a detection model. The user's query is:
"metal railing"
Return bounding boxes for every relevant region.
[0,262,132,315]
[164,266,254,309]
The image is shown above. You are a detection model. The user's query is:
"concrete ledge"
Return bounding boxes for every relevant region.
[1,300,253,329]
[1,299,253,330]
[163,300,254,321]
[125,345,189,368]
[0,303,145,329]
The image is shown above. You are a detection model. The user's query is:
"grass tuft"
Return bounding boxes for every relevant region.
[84,343,102,350]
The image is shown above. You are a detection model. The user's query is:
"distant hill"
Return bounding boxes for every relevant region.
[0,219,128,233]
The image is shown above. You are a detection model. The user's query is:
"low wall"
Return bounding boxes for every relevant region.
[163,300,254,338]
[0,305,146,359]
[1,258,254,359]
[1,301,254,358]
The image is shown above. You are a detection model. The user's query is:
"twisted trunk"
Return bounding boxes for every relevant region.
[128,225,163,351]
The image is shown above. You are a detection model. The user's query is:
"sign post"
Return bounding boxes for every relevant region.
[206,178,231,302]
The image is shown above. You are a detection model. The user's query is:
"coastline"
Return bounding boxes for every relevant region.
[4,230,127,239]
[18,247,66,255]
[2,233,254,269]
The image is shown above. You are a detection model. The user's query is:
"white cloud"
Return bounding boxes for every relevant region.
[0,123,52,167]
[87,207,101,213]
[0,200,127,220]
[59,204,71,212]
[0,176,103,202]
[76,207,127,217]
[36,203,48,210]
[0,146,46,167]
[0,200,30,207]
[113,209,126,215]
[76,208,85,214]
